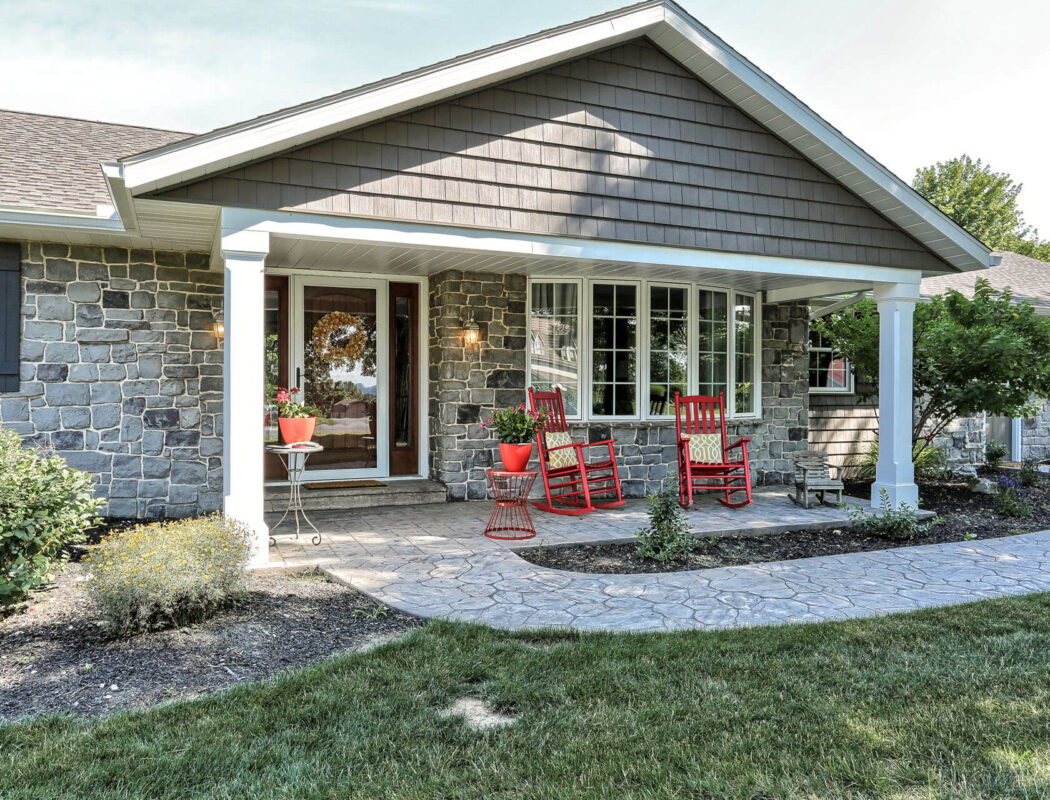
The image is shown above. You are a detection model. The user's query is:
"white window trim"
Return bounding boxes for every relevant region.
[527,278,763,423]
[807,331,855,395]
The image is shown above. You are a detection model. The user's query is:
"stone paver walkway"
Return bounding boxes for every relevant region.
[267,488,1050,632]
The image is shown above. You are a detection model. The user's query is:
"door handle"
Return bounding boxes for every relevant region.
[296,367,302,388]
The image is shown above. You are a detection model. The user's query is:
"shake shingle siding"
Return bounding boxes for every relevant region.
[154,39,948,271]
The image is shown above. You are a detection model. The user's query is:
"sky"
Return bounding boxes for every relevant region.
[2,0,1049,233]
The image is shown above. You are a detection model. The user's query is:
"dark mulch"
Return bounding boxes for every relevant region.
[0,565,421,722]
[518,472,1050,575]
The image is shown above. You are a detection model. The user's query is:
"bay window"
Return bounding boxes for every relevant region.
[528,278,761,420]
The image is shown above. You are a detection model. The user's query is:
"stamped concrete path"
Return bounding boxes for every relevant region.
[267,488,1050,632]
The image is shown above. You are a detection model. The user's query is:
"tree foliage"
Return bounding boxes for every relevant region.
[913,156,1050,260]
[813,279,1050,454]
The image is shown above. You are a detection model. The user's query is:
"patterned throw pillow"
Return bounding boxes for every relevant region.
[687,433,722,464]
[545,430,579,469]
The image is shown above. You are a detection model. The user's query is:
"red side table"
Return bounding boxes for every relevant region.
[484,470,538,540]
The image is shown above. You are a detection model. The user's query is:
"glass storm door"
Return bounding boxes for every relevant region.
[292,277,388,480]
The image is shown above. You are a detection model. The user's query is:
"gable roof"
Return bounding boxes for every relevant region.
[0,109,188,213]
[922,251,1050,313]
[118,0,994,273]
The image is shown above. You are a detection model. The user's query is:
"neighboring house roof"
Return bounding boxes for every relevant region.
[0,109,188,213]
[117,0,994,273]
[921,251,1050,313]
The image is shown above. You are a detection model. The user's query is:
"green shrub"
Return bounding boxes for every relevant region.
[635,475,693,561]
[847,488,939,541]
[0,428,102,607]
[985,441,1009,468]
[84,515,251,636]
[853,441,947,482]
[1018,460,1041,488]
[994,476,1034,518]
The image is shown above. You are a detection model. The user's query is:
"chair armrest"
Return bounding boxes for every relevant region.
[578,439,616,449]
[726,437,751,451]
[545,442,581,452]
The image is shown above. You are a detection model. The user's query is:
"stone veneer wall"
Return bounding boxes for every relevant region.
[0,241,223,518]
[1022,400,1050,462]
[427,268,810,501]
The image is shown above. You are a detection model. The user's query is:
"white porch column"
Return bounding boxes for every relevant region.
[221,230,270,565]
[871,281,921,510]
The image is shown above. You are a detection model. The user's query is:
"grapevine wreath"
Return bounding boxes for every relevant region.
[310,311,368,368]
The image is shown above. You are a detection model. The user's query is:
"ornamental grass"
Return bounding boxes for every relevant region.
[84,515,251,636]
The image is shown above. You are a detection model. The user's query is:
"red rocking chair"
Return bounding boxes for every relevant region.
[674,392,753,509]
[528,387,626,515]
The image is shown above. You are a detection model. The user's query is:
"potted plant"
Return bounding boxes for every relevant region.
[482,403,549,472]
[275,387,318,445]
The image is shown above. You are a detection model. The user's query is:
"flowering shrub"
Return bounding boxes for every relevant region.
[1,428,102,607]
[273,387,316,419]
[482,404,549,444]
[84,515,251,636]
[995,475,1033,518]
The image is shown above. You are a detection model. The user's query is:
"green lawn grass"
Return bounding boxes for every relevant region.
[5,594,1050,799]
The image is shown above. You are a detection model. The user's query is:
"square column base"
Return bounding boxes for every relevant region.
[871,481,919,511]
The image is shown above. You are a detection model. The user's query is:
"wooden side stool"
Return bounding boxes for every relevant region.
[790,449,844,508]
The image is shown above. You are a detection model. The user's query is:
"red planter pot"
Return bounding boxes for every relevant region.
[498,442,533,472]
[279,416,316,445]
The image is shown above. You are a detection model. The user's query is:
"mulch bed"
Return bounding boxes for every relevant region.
[0,565,421,722]
[518,472,1050,575]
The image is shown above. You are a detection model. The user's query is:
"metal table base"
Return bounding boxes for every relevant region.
[266,442,324,545]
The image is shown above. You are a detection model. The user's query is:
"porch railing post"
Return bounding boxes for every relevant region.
[871,281,921,510]
[220,229,271,565]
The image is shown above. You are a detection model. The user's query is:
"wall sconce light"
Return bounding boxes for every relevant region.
[212,308,225,340]
[463,310,481,354]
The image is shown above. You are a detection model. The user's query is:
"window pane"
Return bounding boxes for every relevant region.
[808,326,851,391]
[697,289,728,398]
[591,283,638,416]
[529,283,579,415]
[649,285,688,415]
[734,294,756,414]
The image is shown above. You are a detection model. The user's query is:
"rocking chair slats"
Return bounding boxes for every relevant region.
[674,391,753,509]
[528,386,626,515]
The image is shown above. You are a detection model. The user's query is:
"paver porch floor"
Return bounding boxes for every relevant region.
[266,487,1050,632]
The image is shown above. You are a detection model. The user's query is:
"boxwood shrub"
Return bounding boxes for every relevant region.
[84,515,251,636]
[0,427,102,608]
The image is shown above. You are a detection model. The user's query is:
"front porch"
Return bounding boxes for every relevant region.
[263,489,1048,632]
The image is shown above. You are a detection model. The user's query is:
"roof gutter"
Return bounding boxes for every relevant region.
[809,292,867,320]
[101,161,139,235]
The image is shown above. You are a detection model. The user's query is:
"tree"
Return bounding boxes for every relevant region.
[913,156,1050,261]
[813,279,1050,455]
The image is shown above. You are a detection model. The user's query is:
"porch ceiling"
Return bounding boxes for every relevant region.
[264,234,875,297]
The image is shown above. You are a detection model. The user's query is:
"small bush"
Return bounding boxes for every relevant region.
[635,475,693,561]
[84,515,251,636]
[854,441,947,482]
[1018,460,1042,488]
[985,441,1009,469]
[847,488,939,541]
[0,428,102,607]
[994,475,1033,518]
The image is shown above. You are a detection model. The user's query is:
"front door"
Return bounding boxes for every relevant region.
[265,275,421,482]
[293,276,388,480]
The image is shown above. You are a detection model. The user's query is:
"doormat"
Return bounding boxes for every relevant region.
[304,479,387,490]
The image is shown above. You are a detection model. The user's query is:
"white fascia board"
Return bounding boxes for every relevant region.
[122,5,665,194]
[223,207,924,286]
[0,206,127,235]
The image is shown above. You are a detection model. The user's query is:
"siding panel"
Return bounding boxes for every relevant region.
[153,39,948,271]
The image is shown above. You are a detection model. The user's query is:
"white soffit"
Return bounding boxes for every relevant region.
[120,0,993,273]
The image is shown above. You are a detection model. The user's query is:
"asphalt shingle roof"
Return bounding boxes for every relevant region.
[921,251,1050,311]
[0,109,189,213]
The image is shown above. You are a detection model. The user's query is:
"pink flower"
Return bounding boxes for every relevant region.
[480,420,486,428]
[276,390,290,403]
[519,403,525,410]
[290,387,301,395]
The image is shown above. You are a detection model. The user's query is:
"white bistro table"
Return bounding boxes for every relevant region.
[265,441,324,545]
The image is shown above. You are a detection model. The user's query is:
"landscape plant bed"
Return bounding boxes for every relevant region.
[519,475,1050,575]
[0,565,420,721]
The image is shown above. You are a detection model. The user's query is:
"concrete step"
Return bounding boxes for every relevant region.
[264,478,447,513]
